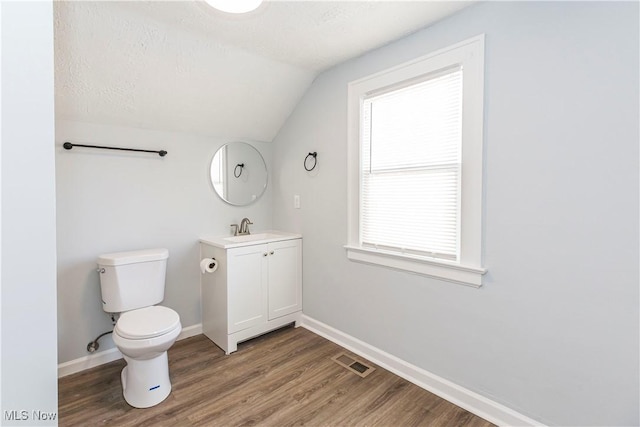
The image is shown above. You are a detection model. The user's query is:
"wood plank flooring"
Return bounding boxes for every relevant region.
[58,326,494,427]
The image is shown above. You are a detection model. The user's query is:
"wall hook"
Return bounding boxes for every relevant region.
[304,152,317,171]
[234,163,245,178]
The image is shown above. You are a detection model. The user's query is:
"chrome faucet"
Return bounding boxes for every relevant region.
[238,218,253,235]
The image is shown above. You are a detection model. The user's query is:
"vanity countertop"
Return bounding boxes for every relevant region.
[200,230,302,249]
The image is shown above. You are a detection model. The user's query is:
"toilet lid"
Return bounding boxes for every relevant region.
[115,306,180,340]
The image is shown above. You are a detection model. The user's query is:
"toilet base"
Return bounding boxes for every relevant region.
[120,352,171,408]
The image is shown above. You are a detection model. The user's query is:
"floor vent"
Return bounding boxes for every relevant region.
[332,353,375,378]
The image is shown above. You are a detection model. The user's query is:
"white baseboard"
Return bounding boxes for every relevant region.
[58,346,123,378]
[300,315,542,427]
[177,323,203,341]
[58,323,203,378]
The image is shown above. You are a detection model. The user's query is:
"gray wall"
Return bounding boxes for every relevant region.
[1,1,59,424]
[271,2,639,426]
[55,120,273,363]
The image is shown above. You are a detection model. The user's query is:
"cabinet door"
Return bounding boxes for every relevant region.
[268,239,302,320]
[227,244,268,333]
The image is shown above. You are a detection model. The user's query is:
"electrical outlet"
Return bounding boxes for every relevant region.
[294,195,301,209]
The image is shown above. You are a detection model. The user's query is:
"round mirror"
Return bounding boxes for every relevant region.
[210,142,268,206]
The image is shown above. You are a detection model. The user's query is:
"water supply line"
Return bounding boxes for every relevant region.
[87,331,112,353]
[86,313,117,353]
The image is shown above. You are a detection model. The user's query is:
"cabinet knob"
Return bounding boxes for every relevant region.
[263,253,268,257]
[269,251,275,255]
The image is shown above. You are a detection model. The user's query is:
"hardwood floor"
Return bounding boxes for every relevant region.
[59,326,494,426]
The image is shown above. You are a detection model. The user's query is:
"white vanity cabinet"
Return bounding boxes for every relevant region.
[200,233,302,354]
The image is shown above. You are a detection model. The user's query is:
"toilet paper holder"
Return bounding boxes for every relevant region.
[200,257,218,274]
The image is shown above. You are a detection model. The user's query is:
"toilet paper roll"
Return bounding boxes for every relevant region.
[200,258,218,274]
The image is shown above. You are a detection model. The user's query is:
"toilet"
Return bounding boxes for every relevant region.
[97,248,182,408]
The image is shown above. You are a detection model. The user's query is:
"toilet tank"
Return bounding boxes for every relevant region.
[97,248,169,313]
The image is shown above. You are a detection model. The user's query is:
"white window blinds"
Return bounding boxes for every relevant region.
[360,67,462,261]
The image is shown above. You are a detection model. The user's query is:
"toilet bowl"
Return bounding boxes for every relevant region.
[112,305,181,408]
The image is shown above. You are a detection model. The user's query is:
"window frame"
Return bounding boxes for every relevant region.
[345,35,487,287]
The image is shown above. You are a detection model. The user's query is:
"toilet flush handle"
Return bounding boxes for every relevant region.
[97,268,105,274]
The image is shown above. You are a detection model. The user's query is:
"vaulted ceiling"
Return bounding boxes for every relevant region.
[54,1,473,142]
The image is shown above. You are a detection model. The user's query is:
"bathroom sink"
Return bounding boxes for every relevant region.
[200,230,302,249]
[223,232,284,243]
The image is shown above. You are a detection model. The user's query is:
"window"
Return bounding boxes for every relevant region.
[345,35,486,287]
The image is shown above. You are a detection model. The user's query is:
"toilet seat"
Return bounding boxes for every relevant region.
[116,306,180,340]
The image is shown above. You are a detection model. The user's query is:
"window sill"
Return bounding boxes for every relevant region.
[344,245,486,288]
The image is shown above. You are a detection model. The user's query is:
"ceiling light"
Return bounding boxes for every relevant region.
[204,0,263,14]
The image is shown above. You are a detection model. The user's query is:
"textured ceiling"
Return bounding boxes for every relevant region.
[54,1,473,142]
